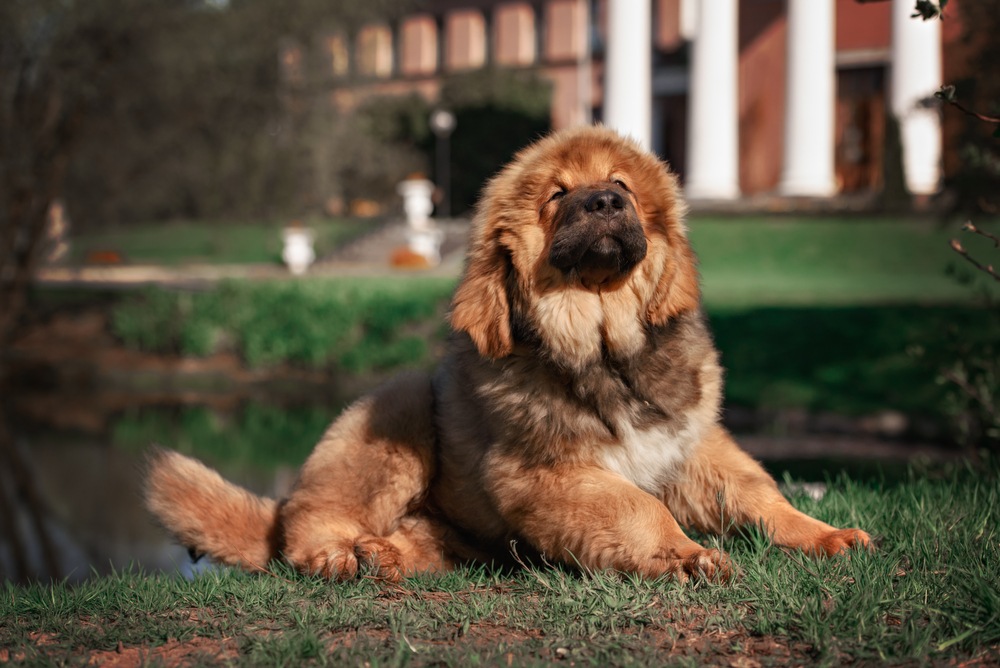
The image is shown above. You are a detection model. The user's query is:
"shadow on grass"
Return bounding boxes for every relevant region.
[709,304,998,422]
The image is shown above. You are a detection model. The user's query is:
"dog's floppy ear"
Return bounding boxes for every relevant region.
[450,228,513,359]
[646,231,700,326]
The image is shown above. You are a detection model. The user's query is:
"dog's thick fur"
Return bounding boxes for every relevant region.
[146,126,870,581]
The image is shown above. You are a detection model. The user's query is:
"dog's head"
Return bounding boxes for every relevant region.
[547,181,648,289]
[451,126,699,361]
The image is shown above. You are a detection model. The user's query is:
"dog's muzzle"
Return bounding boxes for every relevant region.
[548,187,648,287]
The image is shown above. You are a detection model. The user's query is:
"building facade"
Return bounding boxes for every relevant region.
[321,0,961,200]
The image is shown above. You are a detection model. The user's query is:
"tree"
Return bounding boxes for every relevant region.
[1,0,160,353]
[0,0,407,360]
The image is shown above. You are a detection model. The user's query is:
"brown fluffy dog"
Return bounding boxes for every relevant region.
[146,126,870,582]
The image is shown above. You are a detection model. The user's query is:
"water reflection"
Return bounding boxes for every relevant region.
[0,401,329,584]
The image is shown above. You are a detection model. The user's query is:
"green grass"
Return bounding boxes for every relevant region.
[65,216,371,266]
[3,466,998,665]
[688,216,998,307]
[63,215,998,305]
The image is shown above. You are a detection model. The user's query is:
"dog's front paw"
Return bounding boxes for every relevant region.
[289,536,405,582]
[353,536,405,582]
[290,540,360,581]
[656,547,733,583]
[810,528,872,557]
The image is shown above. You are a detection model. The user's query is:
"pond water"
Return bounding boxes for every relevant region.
[0,396,944,585]
[1,399,342,584]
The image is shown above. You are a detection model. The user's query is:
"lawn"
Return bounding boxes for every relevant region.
[688,215,997,307]
[64,216,371,266]
[2,465,998,665]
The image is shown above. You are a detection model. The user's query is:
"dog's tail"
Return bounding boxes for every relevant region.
[144,448,281,572]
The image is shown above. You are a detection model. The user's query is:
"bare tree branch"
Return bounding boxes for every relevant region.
[949,239,999,281]
[963,221,1000,248]
[936,86,1000,125]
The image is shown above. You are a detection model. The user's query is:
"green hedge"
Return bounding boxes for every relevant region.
[110,279,454,372]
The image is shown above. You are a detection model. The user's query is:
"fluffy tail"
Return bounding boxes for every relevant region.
[145,448,281,572]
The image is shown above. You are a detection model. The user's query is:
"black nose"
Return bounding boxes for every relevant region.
[584,190,625,213]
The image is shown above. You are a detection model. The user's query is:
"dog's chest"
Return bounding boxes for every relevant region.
[568,358,704,495]
[597,420,698,495]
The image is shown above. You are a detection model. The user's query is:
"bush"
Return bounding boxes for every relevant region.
[110,287,185,353]
[108,279,454,373]
[943,0,1000,217]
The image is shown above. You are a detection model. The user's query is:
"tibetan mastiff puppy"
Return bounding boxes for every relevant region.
[146,126,870,582]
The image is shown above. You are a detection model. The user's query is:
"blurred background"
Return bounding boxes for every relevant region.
[1,0,997,584]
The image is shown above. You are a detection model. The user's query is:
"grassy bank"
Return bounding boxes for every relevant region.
[109,277,455,371]
[3,466,998,665]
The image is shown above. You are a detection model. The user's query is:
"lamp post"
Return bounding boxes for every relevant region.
[429,108,456,219]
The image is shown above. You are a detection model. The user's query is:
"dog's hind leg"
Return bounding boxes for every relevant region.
[663,426,871,556]
[279,372,449,580]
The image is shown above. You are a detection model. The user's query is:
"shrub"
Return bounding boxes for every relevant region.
[110,287,184,353]
[108,279,453,373]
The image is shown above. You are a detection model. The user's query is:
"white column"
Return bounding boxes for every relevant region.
[891,0,942,195]
[779,0,836,196]
[577,0,594,126]
[604,0,652,149]
[685,0,740,199]
[679,0,697,41]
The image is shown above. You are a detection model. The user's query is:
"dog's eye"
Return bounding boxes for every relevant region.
[612,179,630,192]
[548,188,567,203]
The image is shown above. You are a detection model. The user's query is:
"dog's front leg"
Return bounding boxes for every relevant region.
[280,372,450,580]
[663,426,872,556]
[486,455,731,581]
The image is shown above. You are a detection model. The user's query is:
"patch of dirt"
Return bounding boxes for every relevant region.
[638,624,818,667]
[3,632,240,667]
[11,624,999,666]
[83,637,241,667]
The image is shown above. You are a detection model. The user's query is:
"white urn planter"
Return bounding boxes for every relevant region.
[397,178,442,266]
[281,225,315,275]
[406,226,445,265]
[397,178,435,230]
